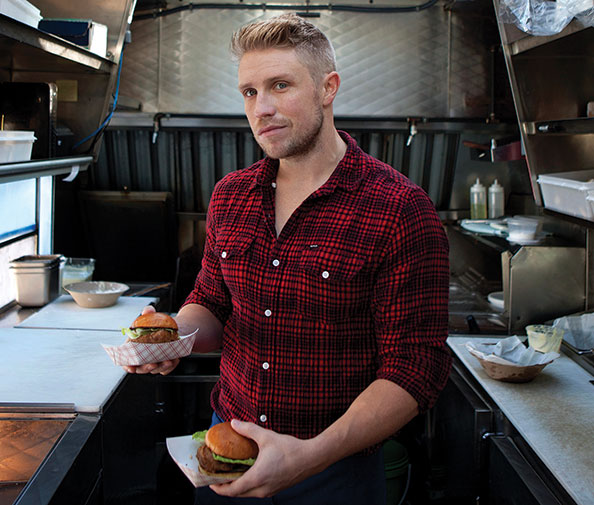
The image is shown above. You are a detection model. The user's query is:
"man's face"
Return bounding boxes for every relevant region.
[238,48,324,160]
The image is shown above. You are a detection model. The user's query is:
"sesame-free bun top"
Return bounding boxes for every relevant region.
[132,312,178,330]
[205,422,259,460]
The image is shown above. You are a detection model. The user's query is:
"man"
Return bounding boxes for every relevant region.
[126,13,451,503]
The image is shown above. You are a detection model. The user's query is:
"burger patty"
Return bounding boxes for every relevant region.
[127,329,178,344]
[197,445,250,474]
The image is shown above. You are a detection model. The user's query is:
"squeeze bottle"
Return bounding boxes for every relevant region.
[470,178,487,219]
[488,179,505,218]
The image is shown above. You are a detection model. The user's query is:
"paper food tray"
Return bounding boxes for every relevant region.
[102,331,197,366]
[465,336,559,366]
[167,434,243,488]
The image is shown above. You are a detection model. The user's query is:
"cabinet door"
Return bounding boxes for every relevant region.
[419,366,493,503]
[487,437,574,505]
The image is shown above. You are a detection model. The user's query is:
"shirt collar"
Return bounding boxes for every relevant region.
[254,130,364,192]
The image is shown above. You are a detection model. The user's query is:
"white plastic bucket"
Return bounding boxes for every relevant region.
[0,131,36,163]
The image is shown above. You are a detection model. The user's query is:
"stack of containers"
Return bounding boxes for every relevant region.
[9,255,61,306]
[537,170,594,221]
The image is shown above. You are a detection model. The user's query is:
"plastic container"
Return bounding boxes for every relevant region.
[9,254,61,307]
[526,325,564,354]
[383,440,410,505]
[506,216,541,244]
[60,257,95,293]
[488,179,505,218]
[537,169,594,221]
[470,178,487,219]
[39,19,108,58]
[0,131,36,163]
[0,0,41,28]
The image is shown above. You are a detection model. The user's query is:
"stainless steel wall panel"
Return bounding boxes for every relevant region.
[120,2,497,117]
[121,19,160,113]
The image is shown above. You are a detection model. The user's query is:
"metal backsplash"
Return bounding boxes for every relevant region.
[90,119,520,214]
[119,1,504,117]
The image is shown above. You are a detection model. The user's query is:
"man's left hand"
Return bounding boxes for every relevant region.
[209,419,320,498]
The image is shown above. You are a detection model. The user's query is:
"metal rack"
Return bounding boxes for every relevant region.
[0,0,136,161]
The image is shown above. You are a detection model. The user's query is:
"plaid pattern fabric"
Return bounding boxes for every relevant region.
[184,131,451,440]
[102,332,197,366]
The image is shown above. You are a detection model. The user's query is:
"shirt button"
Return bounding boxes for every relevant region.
[322,270,330,279]
[221,251,227,259]
[264,309,272,317]
[272,259,280,267]
[260,414,267,423]
[262,362,270,370]
[271,182,277,188]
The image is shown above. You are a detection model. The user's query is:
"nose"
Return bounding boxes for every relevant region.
[253,92,276,119]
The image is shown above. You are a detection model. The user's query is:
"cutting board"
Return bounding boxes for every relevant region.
[0,328,127,412]
[16,295,158,331]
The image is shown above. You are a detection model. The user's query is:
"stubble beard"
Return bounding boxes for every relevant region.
[257,104,324,160]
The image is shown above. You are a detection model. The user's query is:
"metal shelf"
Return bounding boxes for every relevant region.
[523,117,594,135]
[508,21,591,56]
[0,14,115,73]
[0,156,92,183]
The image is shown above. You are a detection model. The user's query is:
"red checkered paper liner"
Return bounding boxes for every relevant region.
[102,330,197,366]
[166,434,242,487]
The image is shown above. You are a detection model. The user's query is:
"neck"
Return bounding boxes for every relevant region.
[277,127,346,185]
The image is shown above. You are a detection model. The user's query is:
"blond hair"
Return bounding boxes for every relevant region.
[231,13,336,83]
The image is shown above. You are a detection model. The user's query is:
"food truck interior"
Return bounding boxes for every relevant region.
[1,0,593,504]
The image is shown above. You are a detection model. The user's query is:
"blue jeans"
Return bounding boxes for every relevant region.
[194,412,386,505]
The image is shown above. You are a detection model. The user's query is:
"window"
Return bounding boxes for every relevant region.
[0,180,36,242]
[0,176,54,310]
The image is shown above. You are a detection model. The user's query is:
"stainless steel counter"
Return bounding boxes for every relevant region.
[448,336,594,505]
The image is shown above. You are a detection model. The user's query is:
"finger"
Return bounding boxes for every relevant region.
[133,363,159,374]
[230,419,262,443]
[210,475,262,498]
[149,359,179,375]
[141,305,157,315]
[122,365,137,374]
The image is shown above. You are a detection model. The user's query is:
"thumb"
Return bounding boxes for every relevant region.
[230,419,262,443]
[141,305,156,315]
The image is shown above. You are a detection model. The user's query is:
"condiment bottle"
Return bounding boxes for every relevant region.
[488,179,505,218]
[470,178,487,219]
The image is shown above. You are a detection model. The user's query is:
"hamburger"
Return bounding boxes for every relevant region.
[193,422,259,478]
[122,312,179,343]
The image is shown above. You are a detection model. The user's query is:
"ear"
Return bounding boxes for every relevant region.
[321,71,340,106]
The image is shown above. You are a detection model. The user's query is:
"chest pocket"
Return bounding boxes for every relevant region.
[215,231,256,299]
[297,249,368,322]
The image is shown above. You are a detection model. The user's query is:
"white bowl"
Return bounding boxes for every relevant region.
[65,281,129,308]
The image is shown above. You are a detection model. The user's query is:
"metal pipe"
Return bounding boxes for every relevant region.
[134,1,440,21]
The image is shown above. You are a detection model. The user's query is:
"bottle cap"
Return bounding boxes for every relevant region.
[490,179,503,190]
[471,178,485,190]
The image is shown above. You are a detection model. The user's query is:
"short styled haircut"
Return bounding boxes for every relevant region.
[231,13,336,83]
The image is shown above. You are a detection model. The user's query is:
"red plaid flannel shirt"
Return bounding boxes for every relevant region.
[184,131,451,440]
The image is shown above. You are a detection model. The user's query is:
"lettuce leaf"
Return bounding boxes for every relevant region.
[192,430,208,442]
[212,454,256,466]
[121,327,175,339]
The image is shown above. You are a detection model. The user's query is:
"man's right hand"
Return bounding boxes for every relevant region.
[121,305,180,375]
[123,358,180,375]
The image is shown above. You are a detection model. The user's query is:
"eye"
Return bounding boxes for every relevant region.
[275,82,288,91]
[243,88,256,98]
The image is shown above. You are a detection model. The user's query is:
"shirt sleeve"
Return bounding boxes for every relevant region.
[372,186,451,413]
[181,184,232,324]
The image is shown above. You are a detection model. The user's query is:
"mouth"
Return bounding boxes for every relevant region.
[257,125,286,137]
